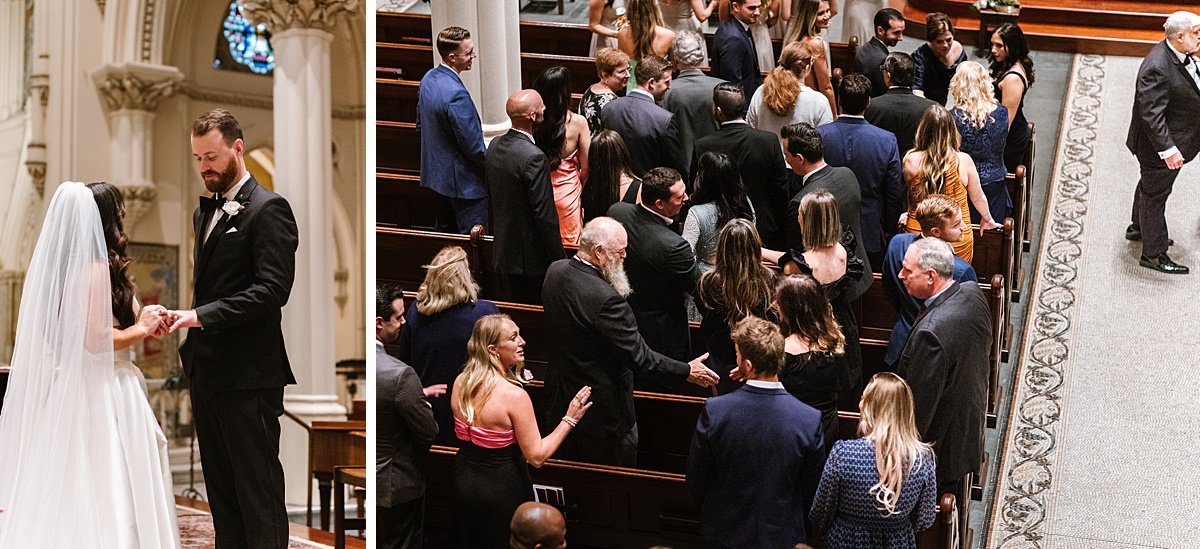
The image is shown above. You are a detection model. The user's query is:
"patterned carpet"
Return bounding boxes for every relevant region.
[987,54,1200,549]
[177,506,333,549]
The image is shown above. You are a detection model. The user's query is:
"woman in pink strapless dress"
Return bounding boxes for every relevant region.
[534,67,592,246]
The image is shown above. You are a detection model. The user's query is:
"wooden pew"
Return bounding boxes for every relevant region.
[377,78,419,122]
[377,171,440,230]
[1005,166,1028,303]
[376,225,486,291]
[307,421,366,530]
[377,120,420,174]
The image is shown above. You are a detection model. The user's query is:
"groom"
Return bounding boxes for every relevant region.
[170,109,299,549]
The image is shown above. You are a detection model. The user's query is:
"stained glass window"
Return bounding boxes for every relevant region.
[214,1,275,75]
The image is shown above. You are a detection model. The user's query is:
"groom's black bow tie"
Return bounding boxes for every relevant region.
[199,195,225,213]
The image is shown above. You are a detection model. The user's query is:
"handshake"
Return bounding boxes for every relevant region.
[136,305,203,339]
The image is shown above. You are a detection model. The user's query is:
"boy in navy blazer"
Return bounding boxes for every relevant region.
[687,316,826,548]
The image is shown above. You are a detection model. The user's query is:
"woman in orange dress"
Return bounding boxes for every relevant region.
[533,66,592,246]
[902,105,1000,263]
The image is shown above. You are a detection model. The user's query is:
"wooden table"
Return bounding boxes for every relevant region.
[334,467,367,549]
[978,6,1021,53]
[308,421,366,530]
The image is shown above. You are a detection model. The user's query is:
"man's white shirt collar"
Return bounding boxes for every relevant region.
[746,379,785,389]
[221,172,251,201]
[640,203,674,224]
[924,283,953,307]
[630,88,655,101]
[802,162,829,186]
[734,17,751,32]
[511,127,535,144]
[721,119,749,126]
[439,62,459,75]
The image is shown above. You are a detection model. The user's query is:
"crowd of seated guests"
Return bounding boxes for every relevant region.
[399,13,1041,545]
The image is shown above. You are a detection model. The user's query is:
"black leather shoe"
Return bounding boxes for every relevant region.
[1140,253,1190,274]
[1126,224,1173,246]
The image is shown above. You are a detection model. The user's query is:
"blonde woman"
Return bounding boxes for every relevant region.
[397,246,499,445]
[950,61,1011,225]
[902,105,1001,264]
[809,372,938,547]
[451,314,593,548]
[747,40,833,135]
[784,0,836,115]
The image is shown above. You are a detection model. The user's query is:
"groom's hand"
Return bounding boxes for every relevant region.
[169,309,202,333]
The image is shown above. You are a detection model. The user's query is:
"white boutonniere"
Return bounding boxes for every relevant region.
[222,200,247,217]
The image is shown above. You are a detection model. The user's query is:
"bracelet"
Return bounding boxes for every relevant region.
[561,416,578,427]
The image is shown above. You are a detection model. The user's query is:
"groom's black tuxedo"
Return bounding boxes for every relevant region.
[182,175,299,549]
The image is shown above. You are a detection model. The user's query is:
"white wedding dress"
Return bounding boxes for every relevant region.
[0,182,179,548]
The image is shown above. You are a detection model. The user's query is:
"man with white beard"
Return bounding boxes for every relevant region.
[541,217,719,467]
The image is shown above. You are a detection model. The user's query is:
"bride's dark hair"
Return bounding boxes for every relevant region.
[87,182,136,328]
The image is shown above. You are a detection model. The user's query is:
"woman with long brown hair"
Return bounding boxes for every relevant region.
[809,372,938,547]
[451,314,593,548]
[581,129,641,223]
[773,273,844,452]
[784,0,836,115]
[534,66,592,246]
[747,40,833,135]
[696,219,775,392]
[397,245,499,445]
[618,0,676,89]
[902,105,1001,263]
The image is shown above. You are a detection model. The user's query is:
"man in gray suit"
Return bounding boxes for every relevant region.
[376,285,440,548]
[661,31,727,172]
[1126,11,1200,274]
[895,238,989,495]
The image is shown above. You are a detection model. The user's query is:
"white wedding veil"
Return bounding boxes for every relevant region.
[0,182,127,546]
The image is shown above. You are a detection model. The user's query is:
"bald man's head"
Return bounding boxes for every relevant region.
[509,502,566,549]
[506,90,545,133]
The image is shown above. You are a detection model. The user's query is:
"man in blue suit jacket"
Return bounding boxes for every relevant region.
[688,316,826,548]
[417,27,488,234]
[818,74,905,268]
[712,0,763,99]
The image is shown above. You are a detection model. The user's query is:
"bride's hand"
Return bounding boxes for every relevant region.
[136,306,166,338]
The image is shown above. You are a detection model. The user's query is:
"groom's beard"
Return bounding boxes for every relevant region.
[600,257,632,298]
[203,157,239,194]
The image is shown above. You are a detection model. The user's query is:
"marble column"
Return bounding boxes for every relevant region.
[240,0,358,505]
[0,0,24,121]
[430,0,521,141]
[89,62,183,230]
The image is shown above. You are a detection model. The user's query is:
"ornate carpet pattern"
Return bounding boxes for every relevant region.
[987,53,1200,549]
[177,506,333,549]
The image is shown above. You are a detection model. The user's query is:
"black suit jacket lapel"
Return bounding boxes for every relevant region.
[198,177,260,276]
[1168,44,1200,97]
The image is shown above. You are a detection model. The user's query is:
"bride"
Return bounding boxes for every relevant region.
[0,182,180,547]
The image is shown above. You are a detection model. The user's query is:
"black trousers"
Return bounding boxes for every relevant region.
[378,497,424,549]
[557,424,638,467]
[499,272,546,304]
[191,385,289,549]
[1132,152,1193,258]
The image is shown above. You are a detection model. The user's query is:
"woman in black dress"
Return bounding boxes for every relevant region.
[780,191,864,411]
[695,219,776,393]
[581,130,641,222]
[451,314,593,548]
[988,23,1035,173]
[773,273,846,453]
[912,12,967,106]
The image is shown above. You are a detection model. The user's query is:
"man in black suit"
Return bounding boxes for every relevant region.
[687,317,825,547]
[856,8,905,97]
[781,123,873,299]
[819,74,905,268]
[607,168,700,365]
[692,82,791,250]
[895,237,989,494]
[661,31,727,170]
[375,288,438,549]
[1126,11,1200,274]
[172,109,299,549]
[600,56,689,180]
[712,0,764,99]
[542,217,718,466]
[865,52,937,155]
[486,90,565,303]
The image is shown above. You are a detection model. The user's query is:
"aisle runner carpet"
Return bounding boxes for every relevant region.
[987,54,1200,549]
[178,506,332,549]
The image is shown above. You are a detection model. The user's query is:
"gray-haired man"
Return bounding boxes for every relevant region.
[661,31,728,169]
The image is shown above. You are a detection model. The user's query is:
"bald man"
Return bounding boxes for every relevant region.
[486,89,565,303]
[509,502,567,549]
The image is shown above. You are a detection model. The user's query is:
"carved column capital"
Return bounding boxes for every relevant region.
[24,143,45,198]
[90,62,183,112]
[240,0,359,33]
[117,183,158,231]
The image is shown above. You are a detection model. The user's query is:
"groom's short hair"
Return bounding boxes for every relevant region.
[192,109,243,146]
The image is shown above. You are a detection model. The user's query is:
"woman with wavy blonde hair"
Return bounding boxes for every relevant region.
[809,372,938,547]
[783,0,836,114]
[902,105,1001,263]
[747,40,833,135]
[451,314,593,548]
[398,245,499,445]
[950,60,1011,225]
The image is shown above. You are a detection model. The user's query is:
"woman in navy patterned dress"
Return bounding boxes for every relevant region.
[950,61,1011,224]
[809,372,938,548]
